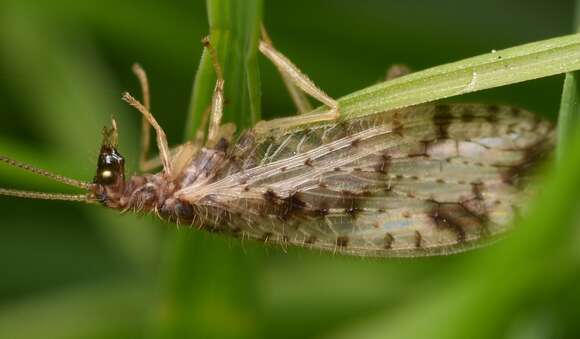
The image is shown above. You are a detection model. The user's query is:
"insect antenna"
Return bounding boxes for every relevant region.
[0,155,95,203]
[0,188,93,202]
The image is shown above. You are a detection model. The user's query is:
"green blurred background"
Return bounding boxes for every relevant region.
[0,1,579,338]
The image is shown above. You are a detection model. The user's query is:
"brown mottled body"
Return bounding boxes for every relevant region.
[93,104,554,257]
[0,36,556,258]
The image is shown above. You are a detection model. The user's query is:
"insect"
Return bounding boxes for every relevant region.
[0,32,555,257]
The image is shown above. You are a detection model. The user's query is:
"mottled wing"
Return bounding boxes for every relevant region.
[177,104,555,257]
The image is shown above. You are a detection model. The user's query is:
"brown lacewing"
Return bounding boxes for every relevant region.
[0,37,555,257]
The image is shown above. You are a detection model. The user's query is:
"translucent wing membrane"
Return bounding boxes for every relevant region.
[177,104,555,257]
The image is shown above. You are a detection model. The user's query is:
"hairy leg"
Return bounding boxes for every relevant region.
[261,26,312,114]
[255,28,341,133]
[122,92,173,176]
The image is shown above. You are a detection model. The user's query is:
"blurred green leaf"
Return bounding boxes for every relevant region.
[310,33,580,123]
[0,3,160,271]
[0,279,151,339]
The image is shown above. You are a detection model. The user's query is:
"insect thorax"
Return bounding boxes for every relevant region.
[93,147,231,226]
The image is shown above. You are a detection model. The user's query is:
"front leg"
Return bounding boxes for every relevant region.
[260,26,312,114]
[255,30,341,133]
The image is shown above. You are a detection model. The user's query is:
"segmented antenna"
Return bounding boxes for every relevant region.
[0,155,94,203]
[0,188,94,203]
[0,155,92,190]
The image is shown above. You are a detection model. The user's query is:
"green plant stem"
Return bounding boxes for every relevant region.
[184,0,262,139]
[557,2,580,162]
[155,1,264,338]
[310,33,580,122]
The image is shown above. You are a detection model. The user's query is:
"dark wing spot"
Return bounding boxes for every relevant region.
[215,138,229,151]
[281,192,307,220]
[461,107,476,122]
[485,113,498,124]
[336,236,349,247]
[384,232,394,249]
[350,138,361,147]
[430,203,466,243]
[263,189,279,202]
[434,104,453,139]
[414,230,423,248]
[392,121,404,136]
[345,206,360,217]
[500,140,553,187]
[471,182,484,200]
[261,232,273,242]
[341,190,361,218]
[305,235,318,244]
[317,207,329,216]
[430,202,491,243]
[510,107,522,117]
[487,104,500,113]
[304,158,313,167]
[375,154,391,174]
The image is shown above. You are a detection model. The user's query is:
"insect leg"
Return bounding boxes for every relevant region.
[122,92,173,176]
[253,112,340,134]
[130,63,156,173]
[258,31,339,119]
[261,25,312,114]
[201,37,226,148]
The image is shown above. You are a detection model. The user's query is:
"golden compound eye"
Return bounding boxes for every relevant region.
[98,169,116,184]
